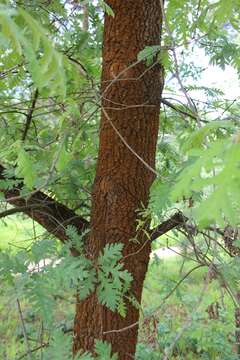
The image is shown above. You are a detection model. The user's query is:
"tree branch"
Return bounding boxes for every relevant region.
[0,204,48,219]
[22,89,39,142]
[161,98,197,120]
[0,164,89,250]
[16,298,32,360]
[150,211,188,242]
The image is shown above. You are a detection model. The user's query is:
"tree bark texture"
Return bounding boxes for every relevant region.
[73,1,163,359]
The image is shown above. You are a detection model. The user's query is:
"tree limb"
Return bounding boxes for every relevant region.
[0,164,89,249]
[150,211,188,242]
[161,98,197,120]
[0,204,48,219]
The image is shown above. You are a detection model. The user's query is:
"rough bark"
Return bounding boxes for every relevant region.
[73,1,163,359]
[0,164,89,248]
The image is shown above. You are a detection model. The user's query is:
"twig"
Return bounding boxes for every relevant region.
[159,0,201,127]
[163,264,212,359]
[102,107,158,176]
[161,98,197,120]
[16,298,32,360]
[162,264,205,303]
[103,321,139,335]
[103,264,205,336]
[22,89,39,141]
[16,343,48,360]
[0,135,66,203]
[82,3,89,31]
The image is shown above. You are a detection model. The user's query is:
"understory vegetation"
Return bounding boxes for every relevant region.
[0,218,239,360]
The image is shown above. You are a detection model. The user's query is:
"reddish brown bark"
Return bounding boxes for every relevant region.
[73,1,163,359]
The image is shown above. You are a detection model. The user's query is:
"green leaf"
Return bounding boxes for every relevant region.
[16,147,36,189]
[97,243,132,313]
[138,45,161,65]
[56,147,71,172]
[43,330,72,360]
[98,1,115,17]
[95,340,118,360]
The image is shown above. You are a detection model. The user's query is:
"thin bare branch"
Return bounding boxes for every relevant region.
[22,89,39,141]
[16,298,32,360]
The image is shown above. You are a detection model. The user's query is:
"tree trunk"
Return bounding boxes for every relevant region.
[73,1,163,359]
